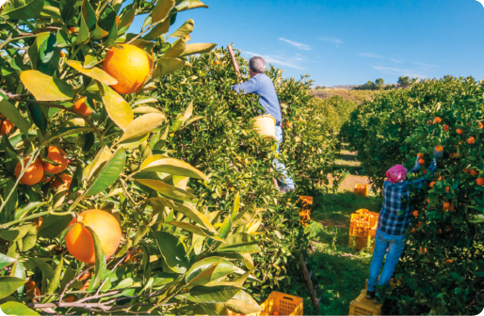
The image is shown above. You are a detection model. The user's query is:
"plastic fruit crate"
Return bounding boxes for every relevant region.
[258,291,303,316]
[354,184,368,197]
[349,290,382,315]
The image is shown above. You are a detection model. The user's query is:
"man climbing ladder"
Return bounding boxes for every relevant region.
[231,56,295,192]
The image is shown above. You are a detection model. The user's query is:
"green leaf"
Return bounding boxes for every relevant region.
[140,157,207,180]
[133,106,163,114]
[225,291,262,314]
[97,82,134,130]
[0,253,16,270]
[164,35,189,58]
[0,97,31,136]
[186,257,238,283]
[143,18,171,40]
[66,60,117,85]
[180,43,217,56]
[20,70,74,101]
[152,230,189,273]
[85,227,106,288]
[28,32,60,75]
[14,202,46,220]
[181,100,193,125]
[86,148,126,196]
[218,214,232,240]
[186,260,220,287]
[83,146,112,181]
[175,0,208,12]
[0,225,32,242]
[21,225,38,252]
[152,58,184,78]
[168,222,222,242]
[168,19,194,38]
[44,126,93,145]
[0,277,27,299]
[152,0,176,23]
[188,285,240,304]
[77,14,91,44]
[38,214,73,239]
[216,233,260,254]
[27,103,48,135]
[119,113,166,143]
[0,301,39,315]
[233,202,257,227]
[118,6,135,30]
[169,201,216,233]
[0,0,45,19]
[231,192,240,221]
[134,178,196,201]
[45,256,63,296]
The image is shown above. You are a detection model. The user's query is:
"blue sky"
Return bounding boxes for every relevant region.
[131,0,484,86]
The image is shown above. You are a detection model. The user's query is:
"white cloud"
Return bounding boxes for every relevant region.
[279,38,312,51]
[294,57,304,61]
[243,51,305,70]
[373,66,427,78]
[389,58,403,63]
[412,62,439,68]
[358,52,384,58]
[316,36,344,45]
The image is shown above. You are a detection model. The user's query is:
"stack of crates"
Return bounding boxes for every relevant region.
[354,184,368,197]
[349,209,379,253]
[227,291,303,316]
[298,196,313,226]
[349,289,382,315]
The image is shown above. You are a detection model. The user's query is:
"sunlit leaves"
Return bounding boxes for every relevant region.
[180,43,217,56]
[85,148,126,196]
[20,70,74,101]
[97,83,134,130]
[151,0,176,24]
[0,0,45,19]
[119,113,166,143]
[66,60,118,85]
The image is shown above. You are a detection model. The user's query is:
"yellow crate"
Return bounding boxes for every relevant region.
[354,184,368,197]
[349,290,382,316]
[228,292,303,316]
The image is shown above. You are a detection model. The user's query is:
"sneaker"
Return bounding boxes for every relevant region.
[365,290,375,300]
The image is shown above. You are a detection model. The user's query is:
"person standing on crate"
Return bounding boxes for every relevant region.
[366,155,438,303]
[231,56,295,193]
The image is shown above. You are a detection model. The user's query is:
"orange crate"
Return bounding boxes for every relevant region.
[349,290,382,315]
[228,291,303,316]
[299,196,313,208]
[354,184,368,197]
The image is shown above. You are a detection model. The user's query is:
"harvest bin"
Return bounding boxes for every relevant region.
[251,115,277,141]
[228,291,303,316]
[349,209,379,253]
[354,184,368,197]
[349,289,382,316]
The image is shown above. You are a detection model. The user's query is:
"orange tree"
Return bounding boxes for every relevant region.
[140,46,340,304]
[342,76,484,315]
[0,1,266,315]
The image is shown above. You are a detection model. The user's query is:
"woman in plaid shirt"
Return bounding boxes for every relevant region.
[366,157,437,303]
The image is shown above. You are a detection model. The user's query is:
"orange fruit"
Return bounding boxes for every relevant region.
[435,146,443,152]
[433,117,442,124]
[64,296,76,302]
[413,210,418,217]
[26,280,40,300]
[418,158,425,165]
[443,124,449,131]
[69,26,78,33]
[51,174,72,190]
[477,178,484,186]
[443,202,451,211]
[73,97,93,116]
[116,16,121,26]
[78,272,91,281]
[0,115,15,135]
[81,280,90,291]
[470,169,478,176]
[43,146,68,174]
[479,122,484,129]
[419,247,427,254]
[102,44,152,94]
[34,217,43,230]
[214,60,220,65]
[417,153,424,159]
[423,169,427,175]
[466,136,476,144]
[464,168,470,173]
[445,259,453,265]
[65,209,122,264]
[426,198,430,204]
[15,157,44,185]
[456,128,464,134]
[445,186,450,193]
[60,51,66,58]
[429,181,436,188]
[417,221,422,228]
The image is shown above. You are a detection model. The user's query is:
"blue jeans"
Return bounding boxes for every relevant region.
[367,229,407,292]
[273,125,295,189]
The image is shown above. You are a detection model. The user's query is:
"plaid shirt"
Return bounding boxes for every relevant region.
[377,177,428,236]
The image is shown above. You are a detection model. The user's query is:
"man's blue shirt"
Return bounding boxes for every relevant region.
[231,74,282,125]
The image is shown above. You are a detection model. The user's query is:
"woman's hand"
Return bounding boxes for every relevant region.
[410,157,421,173]
[427,159,437,177]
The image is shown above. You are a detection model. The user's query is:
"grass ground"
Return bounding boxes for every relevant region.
[301,149,382,315]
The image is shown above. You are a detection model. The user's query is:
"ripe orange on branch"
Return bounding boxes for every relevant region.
[417,153,424,159]
[73,97,93,116]
[15,157,44,185]
[65,209,122,264]
[102,44,152,94]
[466,136,476,144]
[43,146,68,174]
[477,178,484,186]
[433,117,442,124]
[0,115,15,135]
[470,169,478,176]
[456,128,464,134]
[418,158,425,165]
[443,124,449,131]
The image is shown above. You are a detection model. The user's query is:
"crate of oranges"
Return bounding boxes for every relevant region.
[228,291,303,316]
[349,209,379,253]
[298,196,312,226]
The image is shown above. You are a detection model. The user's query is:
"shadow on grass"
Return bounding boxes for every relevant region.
[302,190,382,315]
